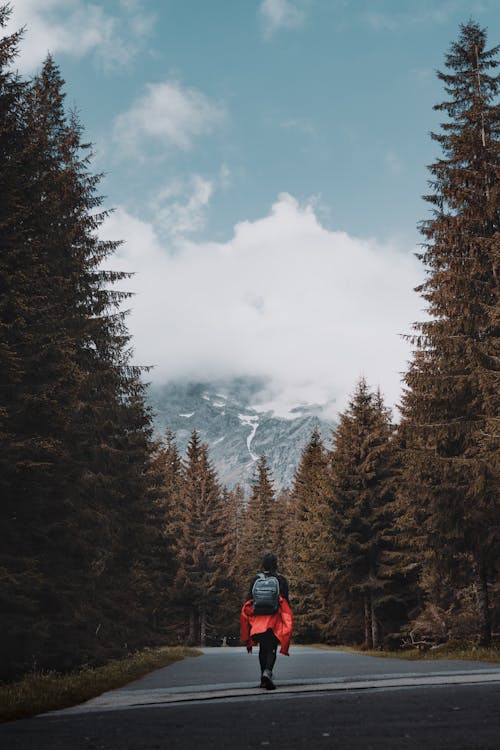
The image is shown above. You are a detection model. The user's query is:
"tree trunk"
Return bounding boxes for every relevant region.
[200,606,207,647]
[188,609,198,645]
[476,556,491,647]
[371,596,380,649]
[364,595,373,648]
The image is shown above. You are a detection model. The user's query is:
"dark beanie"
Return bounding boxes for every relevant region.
[262,552,277,572]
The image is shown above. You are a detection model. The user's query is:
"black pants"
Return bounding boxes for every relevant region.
[253,628,279,673]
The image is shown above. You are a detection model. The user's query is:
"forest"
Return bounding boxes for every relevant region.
[0,5,498,681]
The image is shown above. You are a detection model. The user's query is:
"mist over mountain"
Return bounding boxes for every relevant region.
[146,377,336,491]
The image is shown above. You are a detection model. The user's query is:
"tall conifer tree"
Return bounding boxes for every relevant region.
[134,430,182,635]
[0,7,45,678]
[287,430,333,640]
[0,30,159,675]
[213,484,245,638]
[238,454,276,588]
[271,487,292,574]
[328,381,402,647]
[174,432,224,645]
[400,21,499,645]
[26,56,157,663]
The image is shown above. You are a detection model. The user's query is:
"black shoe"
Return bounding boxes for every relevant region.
[262,669,276,690]
[259,675,266,688]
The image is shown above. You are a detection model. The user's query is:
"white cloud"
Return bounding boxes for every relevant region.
[152,167,231,239]
[4,0,154,73]
[113,80,226,154]
[259,0,305,38]
[100,194,424,419]
[154,175,215,238]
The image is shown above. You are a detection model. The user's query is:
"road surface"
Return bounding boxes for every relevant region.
[2,646,500,749]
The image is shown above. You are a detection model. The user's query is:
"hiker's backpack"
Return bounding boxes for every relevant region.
[252,573,280,615]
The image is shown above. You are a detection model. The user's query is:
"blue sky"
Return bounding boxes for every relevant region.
[6,0,499,417]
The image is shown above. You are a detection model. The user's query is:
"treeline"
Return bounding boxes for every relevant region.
[276,21,499,648]
[0,6,168,680]
[1,9,498,682]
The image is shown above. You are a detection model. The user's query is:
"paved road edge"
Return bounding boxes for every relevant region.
[45,670,500,716]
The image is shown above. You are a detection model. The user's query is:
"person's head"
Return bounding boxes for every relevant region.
[262,552,277,573]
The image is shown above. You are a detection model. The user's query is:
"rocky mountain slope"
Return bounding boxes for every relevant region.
[146,378,335,492]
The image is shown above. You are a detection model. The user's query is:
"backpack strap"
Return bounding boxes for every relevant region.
[252,572,265,595]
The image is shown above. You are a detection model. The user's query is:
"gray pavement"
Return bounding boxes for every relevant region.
[53,646,500,714]
[2,648,500,749]
[120,646,500,689]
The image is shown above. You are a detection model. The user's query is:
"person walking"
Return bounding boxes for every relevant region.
[240,552,293,690]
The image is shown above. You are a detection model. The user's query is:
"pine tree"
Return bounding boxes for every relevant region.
[155,429,183,624]
[225,483,245,566]
[25,56,157,664]
[0,38,90,678]
[0,6,46,679]
[213,484,245,640]
[400,21,499,645]
[0,36,159,676]
[133,430,182,636]
[238,454,276,590]
[271,486,292,574]
[173,432,224,645]
[328,381,403,647]
[287,429,333,640]
[0,7,25,418]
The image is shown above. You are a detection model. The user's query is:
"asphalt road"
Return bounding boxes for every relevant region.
[2,647,500,749]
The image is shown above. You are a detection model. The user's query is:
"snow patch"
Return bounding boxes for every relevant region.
[212,436,226,446]
[238,414,259,461]
[213,401,225,408]
[179,412,194,418]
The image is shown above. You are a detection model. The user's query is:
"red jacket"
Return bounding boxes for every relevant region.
[240,597,294,655]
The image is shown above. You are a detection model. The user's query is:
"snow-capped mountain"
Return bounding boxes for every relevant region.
[146,378,335,491]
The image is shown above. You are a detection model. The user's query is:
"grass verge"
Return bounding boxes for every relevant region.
[309,643,500,663]
[0,646,201,724]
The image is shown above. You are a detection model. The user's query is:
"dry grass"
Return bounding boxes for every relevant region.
[309,643,500,663]
[0,646,201,723]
